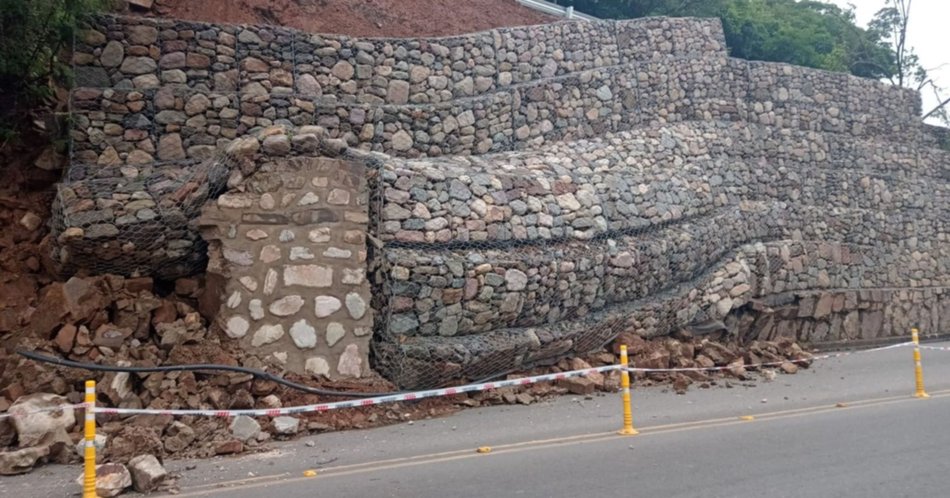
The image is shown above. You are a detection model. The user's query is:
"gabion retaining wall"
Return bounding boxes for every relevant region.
[53,14,950,388]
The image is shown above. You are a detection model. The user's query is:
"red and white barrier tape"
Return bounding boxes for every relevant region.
[623,341,915,374]
[0,340,933,420]
[91,365,621,418]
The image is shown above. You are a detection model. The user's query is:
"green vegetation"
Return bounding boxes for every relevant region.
[0,0,108,140]
[868,0,947,124]
[552,0,896,80]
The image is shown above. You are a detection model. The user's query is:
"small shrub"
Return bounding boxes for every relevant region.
[0,0,109,140]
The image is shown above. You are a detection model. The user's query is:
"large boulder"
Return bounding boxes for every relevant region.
[10,393,75,448]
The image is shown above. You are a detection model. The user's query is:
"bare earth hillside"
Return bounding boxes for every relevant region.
[153,0,556,37]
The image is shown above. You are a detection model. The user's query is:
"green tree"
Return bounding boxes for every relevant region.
[868,0,948,123]
[552,0,895,80]
[0,0,108,139]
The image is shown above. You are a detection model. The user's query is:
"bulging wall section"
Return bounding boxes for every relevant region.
[56,14,949,388]
[371,121,948,387]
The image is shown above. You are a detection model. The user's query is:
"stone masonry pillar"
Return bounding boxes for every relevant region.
[199,156,372,378]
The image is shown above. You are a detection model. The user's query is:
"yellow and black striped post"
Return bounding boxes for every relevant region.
[618,345,639,436]
[911,328,930,399]
[83,380,98,498]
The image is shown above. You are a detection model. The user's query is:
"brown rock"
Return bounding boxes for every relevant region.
[590,352,618,366]
[442,288,463,304]
[152,300,177,326]
[124,277,154,294]
[0,446,50,475]
[228,389,254,409]
[727,359,747,379]
[164,421,196,453]
[186,52,211,68]
[813,293,835,319]
[158,133,186,161]
[106,426,163,464]
[779,362,799,374]
[241,57,269,72]
[0,384,24,403]
[30,277,108,336]
[569,358,604,386]
[634,348,670,370]
[0,309,17,333]
[672,374,692,394]
[128,454,168,493]
[93,324,132,348]
[215,440,243,455]
[612,331,649,356]
[126,25,158,44]
[75,463,131,497]
[699,341,737,366]
[558,376,595,395]
[53,324,77,352]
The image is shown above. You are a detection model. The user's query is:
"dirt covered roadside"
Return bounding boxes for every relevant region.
[148,0,557,38]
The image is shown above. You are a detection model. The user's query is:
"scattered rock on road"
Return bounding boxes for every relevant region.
[558,376,596,395]
[128,454,168,493]
[164,421,196,453]
[0,446,50,475]
[75,462,131,497]
[229,416,261,442]
[273,416,300,436]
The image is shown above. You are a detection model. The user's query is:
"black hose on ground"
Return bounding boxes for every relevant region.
[17,350,402,398]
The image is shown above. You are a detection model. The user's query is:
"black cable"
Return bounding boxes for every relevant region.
[19,350,544,398]
[18,350,401,398]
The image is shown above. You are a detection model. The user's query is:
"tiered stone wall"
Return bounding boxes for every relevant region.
[56,14,949,387]
[69,14,923,168]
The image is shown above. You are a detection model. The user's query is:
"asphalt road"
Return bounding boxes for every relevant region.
[198,393,950,498]
[4,340,950,497]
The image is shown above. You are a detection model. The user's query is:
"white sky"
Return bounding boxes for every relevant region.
[829,0,948,123]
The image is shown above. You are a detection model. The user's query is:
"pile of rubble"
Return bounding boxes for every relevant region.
[0,273,389,469]
[606,330,813,394]
[0,270,812,489]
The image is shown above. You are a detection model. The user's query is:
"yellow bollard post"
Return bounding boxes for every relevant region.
[83,380,98,498]
[618,345,639,436]
[911,328,930,399]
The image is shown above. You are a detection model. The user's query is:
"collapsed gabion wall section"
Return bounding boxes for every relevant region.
[53,14,950,388]
[49,142,234,279]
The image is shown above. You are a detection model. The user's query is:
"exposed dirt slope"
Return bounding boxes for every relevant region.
[153,0,557,37]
